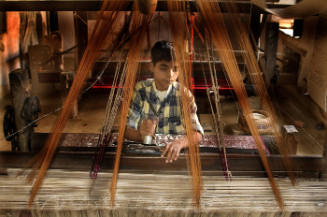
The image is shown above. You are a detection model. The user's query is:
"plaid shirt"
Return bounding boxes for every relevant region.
[127,79,204,135]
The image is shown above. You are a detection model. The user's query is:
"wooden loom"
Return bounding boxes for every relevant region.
[1,0,327,216]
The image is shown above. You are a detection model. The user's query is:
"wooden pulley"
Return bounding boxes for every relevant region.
[137,0,158,15]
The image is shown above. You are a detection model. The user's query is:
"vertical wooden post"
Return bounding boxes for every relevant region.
[264,22,279,86]
[250,7,261,45]
[74,11,88,67]
[0,12,6,98]
[9,69,32,152]
[72,11,88,118]
[321,131,327,180]
[0,12,6,34]
[49,11,59,32]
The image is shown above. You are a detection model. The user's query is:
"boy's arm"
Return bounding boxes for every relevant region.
[161,131,203,163]
[125,82,145,142]
[161,89,204,163]
[125,126,143,142]
[125,119,158,143]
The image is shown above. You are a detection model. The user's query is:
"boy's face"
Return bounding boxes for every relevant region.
[153,60,179,91]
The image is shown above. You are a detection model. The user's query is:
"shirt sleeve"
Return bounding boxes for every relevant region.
[189,91,204,135]
[127,83,144,129]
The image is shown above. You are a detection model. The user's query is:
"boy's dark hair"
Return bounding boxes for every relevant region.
[151,40,175,66]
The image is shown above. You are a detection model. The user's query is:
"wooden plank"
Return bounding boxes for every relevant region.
[0,1,283,12]
[322,130,327,180]
[0,168,327,213]
[264,22,279,86]
[250,6,262,44]
[0,152,323,177]
[69,11,88,118]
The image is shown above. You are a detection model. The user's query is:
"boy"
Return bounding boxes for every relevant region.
[125,40,204,163]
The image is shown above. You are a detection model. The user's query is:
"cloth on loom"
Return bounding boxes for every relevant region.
[1,169,327,215]
[127,79,204,135]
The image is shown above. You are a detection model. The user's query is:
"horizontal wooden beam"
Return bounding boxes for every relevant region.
[0,151,323,178]
[0,0,287,12]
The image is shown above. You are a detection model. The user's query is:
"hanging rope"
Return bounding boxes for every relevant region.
[225,2,296,185]
[109,6,153,206]
[168,0,202,208]
[196,0,284,210]
[27,0,129,206]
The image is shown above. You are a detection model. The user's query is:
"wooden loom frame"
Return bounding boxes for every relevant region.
[1,0,326,200]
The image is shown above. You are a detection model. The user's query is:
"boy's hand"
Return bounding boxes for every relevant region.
[161,137,188,163]
[139,119,158,140]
